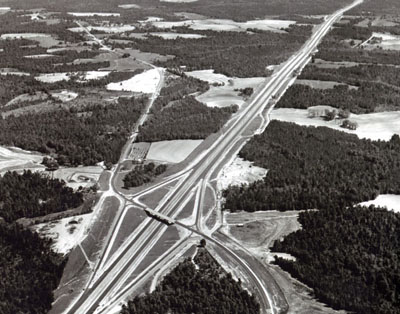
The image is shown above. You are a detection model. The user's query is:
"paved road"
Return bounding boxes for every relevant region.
[64,1,363,313]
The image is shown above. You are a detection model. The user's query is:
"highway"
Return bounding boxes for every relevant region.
[63,1,363,313]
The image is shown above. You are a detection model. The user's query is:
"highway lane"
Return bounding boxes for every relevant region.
[66,1,363,312]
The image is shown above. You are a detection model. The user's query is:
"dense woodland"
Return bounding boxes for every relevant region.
[0,96,147,165]
[273,205,400,314]
[0,171,84,313]
[0,171,83,222]
[277,82,400,113]
[123,162,167,188]
[114,26,312,77]
[121,248,260,314]
[137,75,237,142]
[0,222,65,314]
[224,121,400,212]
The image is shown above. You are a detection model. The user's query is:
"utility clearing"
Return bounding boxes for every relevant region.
[107,68,162,93]
[359,195,400,213]
[146,140,203,163]
[271,108,400,141]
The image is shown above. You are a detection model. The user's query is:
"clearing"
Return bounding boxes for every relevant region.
[295,79,358,90]
[107,68,162,93]
[67,12,120,17]
[35,71,110,83]
[186,69,265,108]
[32,213,93,255]
[51,90,78,102]
[49,165,103,190]
[217,157,267,190]
[0,146,44,174]
[359,194,400,213]
[148,18,296,33]
[0,33,60,48]
[149,33,206,39]
[146,139,203,163]
[271,108,400,141]
[362,32,400,51]
[118,4,141,9]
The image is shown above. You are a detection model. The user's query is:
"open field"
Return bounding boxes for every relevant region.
[217,157,267,190]
[69,25,136,33]
[186,69,265,108]
[271,108,400,141]
[148,18,296,33]
[146,139,203,163]
[359,194,400,213]
[67,12,120,17]
[0,33,60,47]
[107,68,162,93]
[33,213,93,255]
[149,32,206,39]
[35,71,110,83]
[50,165,104,190]
[295,79,358,90]
[51,90,78,102]
[362,32,400,51]
[0,146,44,173]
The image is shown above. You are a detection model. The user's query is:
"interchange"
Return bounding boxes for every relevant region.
[64,1,363,313]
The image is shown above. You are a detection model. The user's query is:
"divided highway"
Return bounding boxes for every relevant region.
[64,1,363,313]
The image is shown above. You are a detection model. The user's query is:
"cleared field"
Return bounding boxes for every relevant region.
[295,79,358,90]
[35,71,110,83]
[217,157,267,190]
[271,108,400,141]
[0,33,60,47]
[149,33,206,39]
[186,69,265,108]
[313,58,360,69]
[149,18,296,33]
[107,68,162,93]
[359,194,400,212]
[33,213,93,255]
[67,12,120,17]
[50,165,103,190]
[69,25,136,33]
[51,90,78,102]
[0,146,44,174]
[362,32,400,51]
[128,142,151,161]
[146,139,203,163]
[161,0,198,2]
[118,4,141,9]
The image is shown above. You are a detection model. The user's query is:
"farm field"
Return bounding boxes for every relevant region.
[146,139,203,163]
[107,68,162,93]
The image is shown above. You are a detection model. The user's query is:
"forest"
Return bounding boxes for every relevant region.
[0,96,147,166]
[121,248,260,314]
[113,25,312,77]
[123,162,167,188]
[223,121,400,212]
[137,75,237,142]
[272,205,400,314]
[0,222,66,314]
[0,170,83,222]
[277,82,400,113]
[137,96,238,142]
